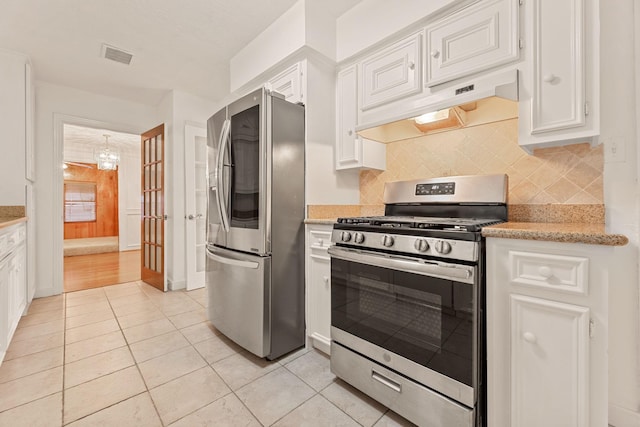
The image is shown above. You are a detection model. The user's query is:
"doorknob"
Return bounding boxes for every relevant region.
[187,214,203,220]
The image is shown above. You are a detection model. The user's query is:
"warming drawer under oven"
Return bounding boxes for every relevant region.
[328,245,481,427]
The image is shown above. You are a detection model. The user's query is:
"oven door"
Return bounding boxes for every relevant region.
[328,245,479,408]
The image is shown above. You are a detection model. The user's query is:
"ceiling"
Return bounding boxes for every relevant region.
[0,0,361,106]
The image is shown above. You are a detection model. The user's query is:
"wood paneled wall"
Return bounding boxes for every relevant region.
[64,163,119,239]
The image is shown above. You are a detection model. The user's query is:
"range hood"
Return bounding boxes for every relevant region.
[357,69,519,143]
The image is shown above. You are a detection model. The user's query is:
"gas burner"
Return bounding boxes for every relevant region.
[336,215,504,232]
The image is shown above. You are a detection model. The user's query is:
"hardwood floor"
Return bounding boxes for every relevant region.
[64,250,141,293]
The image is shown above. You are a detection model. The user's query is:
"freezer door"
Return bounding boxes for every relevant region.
[205,245,271,358]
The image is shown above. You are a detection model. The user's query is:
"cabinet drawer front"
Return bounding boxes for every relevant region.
[360,33,422,111]
[426,0,518,87]
[509,250,588,295]
[309,230,332,247]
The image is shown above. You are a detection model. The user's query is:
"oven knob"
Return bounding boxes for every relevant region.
[434,240,452,254]
[414,238,429,252]
[354,232,365,244]
[381,235,395,247]
[340,231,352,242]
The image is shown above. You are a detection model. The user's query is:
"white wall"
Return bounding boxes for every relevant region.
[162,90,216,290]
[304,58,360,204]
[230,1,306,92]
[34,81,158,297]
[605,1,640,424]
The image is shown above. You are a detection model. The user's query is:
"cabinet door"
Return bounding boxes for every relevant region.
[360,33,422,111]
[0,259,9,360]
[267,63,303,104]
[510,294,590,427]
[425,0,519,87]
[306,226,332,355]
[336,65,360,169]
[336,66,386,171]
[530,0,585,133]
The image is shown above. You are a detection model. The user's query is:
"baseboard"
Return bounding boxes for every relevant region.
[310,332,331,355]
[34,286,59,298]
[168,279,186,291]
[610,403,640,427]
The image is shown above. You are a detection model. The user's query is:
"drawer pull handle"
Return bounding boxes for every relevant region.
[372,370,402,393]
[523,332,537,343]
[538,266,553,278]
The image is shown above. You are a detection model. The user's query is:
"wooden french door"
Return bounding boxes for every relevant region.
[141,124,165,291]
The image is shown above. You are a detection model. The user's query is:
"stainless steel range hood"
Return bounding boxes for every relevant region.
[356,69,519,144]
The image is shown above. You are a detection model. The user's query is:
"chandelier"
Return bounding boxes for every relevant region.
[95,134,120,170]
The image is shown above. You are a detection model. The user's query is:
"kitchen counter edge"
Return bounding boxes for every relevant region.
[0,216,28,230]
[482,222,628,246]
[304,218,336,226]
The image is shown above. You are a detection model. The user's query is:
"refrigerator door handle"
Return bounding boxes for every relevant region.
[216,119,231,232]
[205,246,259,269]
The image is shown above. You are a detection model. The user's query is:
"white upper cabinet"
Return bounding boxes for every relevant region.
[359,33,422,111]
[0,49,31,204]
[336,65,386,171]
[519,0,599,150]
[267,62,303,104]
[425,0,519,87]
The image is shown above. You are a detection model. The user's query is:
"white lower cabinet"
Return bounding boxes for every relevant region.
[0,222,27,364]
[487,237,611,427]
[305,224,332,355]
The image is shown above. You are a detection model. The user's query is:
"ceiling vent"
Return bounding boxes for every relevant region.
[101,44,133,65]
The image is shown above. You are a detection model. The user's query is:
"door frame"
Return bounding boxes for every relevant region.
[184,122,207,290]
[52,113,143,295]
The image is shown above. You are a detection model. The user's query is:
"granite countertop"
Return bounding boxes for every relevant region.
[0,216,27,230]
[482,222,629,246]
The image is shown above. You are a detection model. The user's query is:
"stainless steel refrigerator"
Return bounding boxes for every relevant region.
[205,88,305,360]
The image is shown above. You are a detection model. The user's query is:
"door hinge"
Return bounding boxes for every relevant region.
[519,0,524,5]
[584,102,590,116]
[519,38,524,49]
[589,319,595,338]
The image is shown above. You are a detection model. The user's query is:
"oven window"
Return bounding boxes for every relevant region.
[331,258,474,387]
[229,105,260,229]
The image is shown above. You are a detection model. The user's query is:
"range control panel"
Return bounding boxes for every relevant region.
[415,182,455,196]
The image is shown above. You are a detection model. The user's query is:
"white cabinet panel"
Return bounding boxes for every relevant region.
[487,237,610,427]
[510,294,589,427]
[305,224,333,354]
[531,0,584,133]
[0,222,27,365]
[267,63,303,104]
[519,0,599,150]
[425,0,519,87]
[360,33,422,111]
[336,65,386,171]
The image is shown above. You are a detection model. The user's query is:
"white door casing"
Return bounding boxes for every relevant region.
[184,123,207,290]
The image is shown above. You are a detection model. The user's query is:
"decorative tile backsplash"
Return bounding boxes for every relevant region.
[360,119,603,206]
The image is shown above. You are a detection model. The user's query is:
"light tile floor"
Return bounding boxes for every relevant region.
[0,281,416,426]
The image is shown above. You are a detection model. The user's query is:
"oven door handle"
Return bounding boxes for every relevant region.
[327,246,474,283]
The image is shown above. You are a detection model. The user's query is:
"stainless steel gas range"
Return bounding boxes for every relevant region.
[328,174,508,427]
